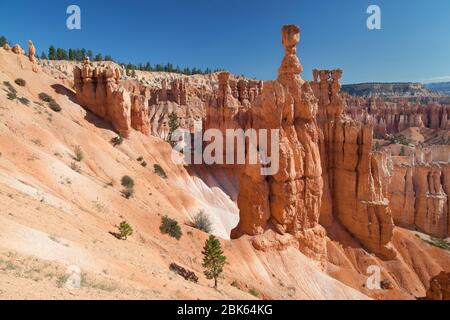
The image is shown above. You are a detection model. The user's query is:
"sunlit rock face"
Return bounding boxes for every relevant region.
[74,59,150,137]
[311,69,396,260]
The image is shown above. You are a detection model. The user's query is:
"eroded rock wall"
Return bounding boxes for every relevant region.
[311,69,396,259]
[346,96,450,137]
[74,59,150,137]
[389,160,449,238]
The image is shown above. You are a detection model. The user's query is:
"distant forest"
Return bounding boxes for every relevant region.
[0,35,221,76]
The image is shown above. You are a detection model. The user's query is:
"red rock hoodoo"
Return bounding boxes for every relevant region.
[74,58,150,137]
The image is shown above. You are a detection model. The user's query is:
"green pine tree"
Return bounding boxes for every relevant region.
[168,111,180,143]
[0,36,7,47]
[202,235,226,289]
[48,45,56,60]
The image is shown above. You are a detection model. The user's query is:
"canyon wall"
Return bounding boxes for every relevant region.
[204,25,398,266]
[346,96,450,137]
[311,70,396,259]
[389,157,449,238]
[424,272,450,300]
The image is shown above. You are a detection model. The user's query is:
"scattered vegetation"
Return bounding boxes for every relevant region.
[160,216,182,240]
[120,175,135,199]
[168,112,180,143]
[117,221,133,240]
[18,97,30,106]
[121,175,134,189]
[372,141,381,151]
[416,235,450,251]
[399,146,406,156]
[154,164,167,179]
[248,288,259,297]
[0,36,6,47]
[136,156,147,167]
[7,91,17,100]
[74,145,83,162]
[38,92,53,103]
[14,78,26,87]
[110,134,123,146]
[38,92,61,112]
[202,235,227,289]
[188,210,212,234]
[70,161,81,173]
[48,100,62,112]
[125,62,222,76]
[44,46,113,62]
[41,44,220,76]
[3,81,16,94]
[3,81,17,101]
[389,134,410,146]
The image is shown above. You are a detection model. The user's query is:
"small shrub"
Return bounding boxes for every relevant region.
[70,161,81,173]
[154,164,167,179]
[7,91,16,100]
[117,221,133,240]
[38,92,53,103]
[160,216,182,240]
[48,100,62,112]
[121,175,134,189]
[74,145,83,162]
[248,288,259,297]
[141,161,147,167]
[14,78,26,87]
[110,135,123,146]
[18,97,30,106]
[3,81,16,94]
[189,210,212,234]
[399,146,406,156]
[137,156,144,162]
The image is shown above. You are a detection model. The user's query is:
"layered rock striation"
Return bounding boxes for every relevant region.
[346,96,450,137]
[74,58,150,137]
[389,156,449,238]
[311,70,396,259]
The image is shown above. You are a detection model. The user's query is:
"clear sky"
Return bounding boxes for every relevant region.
[1,0,449,84]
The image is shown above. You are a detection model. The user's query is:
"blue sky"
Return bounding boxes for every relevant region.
[1,0,449,84]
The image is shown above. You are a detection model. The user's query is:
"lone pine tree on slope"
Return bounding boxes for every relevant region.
[202,235,227,289]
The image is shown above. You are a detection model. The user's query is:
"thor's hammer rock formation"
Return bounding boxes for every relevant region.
[230,25,327,266]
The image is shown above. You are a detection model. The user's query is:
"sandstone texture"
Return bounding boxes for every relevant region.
[388,160,449,238]
[425,272,450,300]
[204,25,328,266]
[346,96,449,137]
[74,58,149,137]
[28,40,36,63]
[311,70,396,259]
